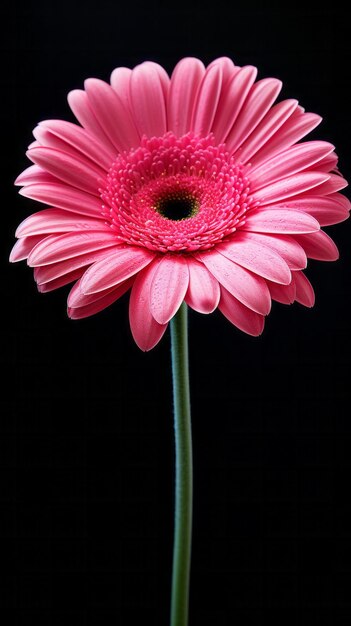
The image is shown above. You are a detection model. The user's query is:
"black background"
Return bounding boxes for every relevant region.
[1,1,351,624]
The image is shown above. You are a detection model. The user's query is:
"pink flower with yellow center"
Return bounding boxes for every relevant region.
[10,57,350,350]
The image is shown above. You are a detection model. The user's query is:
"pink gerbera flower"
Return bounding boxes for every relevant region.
[11,57,350,350]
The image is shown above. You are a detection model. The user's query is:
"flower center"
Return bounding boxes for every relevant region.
[100,132,257,253]
[156,192,199,221]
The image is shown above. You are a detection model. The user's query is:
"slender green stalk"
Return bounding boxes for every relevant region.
[169,302,193,626]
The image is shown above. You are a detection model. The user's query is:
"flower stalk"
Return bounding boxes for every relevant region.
[170,302,193,626]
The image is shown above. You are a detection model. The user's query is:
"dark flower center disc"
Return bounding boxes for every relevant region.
[156,193,199,221]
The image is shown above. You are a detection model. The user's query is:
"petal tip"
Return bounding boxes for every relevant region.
[281,269,293,286]
[9,241,24,263]
[132,324,168,352]
[255,323,265,337]
[301,295,315,308]
[14,173,26,186]
[67,89,79,105]
[9,249,17,263]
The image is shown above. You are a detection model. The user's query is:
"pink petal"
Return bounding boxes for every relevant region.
[250,141,334,191]
[110,66,132,109]
[240,232,307,270]
[310,173,348,196]
[147,61,170,100]
[130,62,168,138]
[37,268,85,292]
[218,286,265,336]
[329,193,351,210]
[249,112,322,168]
[34,248,112,284]
[242,209,320,234]
[67,89,117,153]
[314,153,338,172]
[190,64,223,136]
[273,195,350,226]
[68,276,130,308]
[218,235,291,284]
[185,258,220,313]
[15,164,59,186]
[28,231,119,266]
[267,279,296,304]
[16,209,107,237]
[34,125,77,153]
[80,246,155,294]
[19,183,103,217]
[129,262,168,351]
[295,231,339,261]
[9,235,47,262]
[195,249,271,315]
[293,271,315,307]
[39,120,115,169]
[252,172,330,205]
[211,66,258,144]
[225,78,282,155]
[167,57,205,136]
[206,57,239,84]
[84,78,140,152]
[68,279,132,319]
[150,255,189,324]
[26,147,105,195]
[233,99,298,164]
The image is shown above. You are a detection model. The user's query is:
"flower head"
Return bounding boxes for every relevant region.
[11,57,350,349]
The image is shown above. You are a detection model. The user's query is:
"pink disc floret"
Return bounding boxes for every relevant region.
[100,132,256,252]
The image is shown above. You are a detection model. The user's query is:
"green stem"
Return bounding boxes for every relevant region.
[170,302,193,626]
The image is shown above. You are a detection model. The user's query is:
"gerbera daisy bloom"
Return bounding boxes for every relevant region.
[10,57,350,350]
